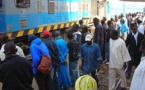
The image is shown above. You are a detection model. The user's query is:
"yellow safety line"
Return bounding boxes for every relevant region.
[46,26,51,31]
[71,22,74,26]
[38,27,44,33]
[54,25,58,30]
[66,23,69,27]
[17,31,24,37]
[28,29,34,35]
[7,33,12,38]
[60,24,64,28]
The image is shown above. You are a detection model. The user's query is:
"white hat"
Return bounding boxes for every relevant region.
[138,17,143,22]
[85,34,92,41]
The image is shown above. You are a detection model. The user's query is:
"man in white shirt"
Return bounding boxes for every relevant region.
[109,30,131,90]
[0,50,5,61]
[130,38,145,90]
[137,18,144,35]
[1,45,25,60]
[0,33,25,61]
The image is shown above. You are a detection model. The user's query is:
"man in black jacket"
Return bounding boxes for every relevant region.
[43,30,60,90]
[126,22,144,78]
[0,42,33,90]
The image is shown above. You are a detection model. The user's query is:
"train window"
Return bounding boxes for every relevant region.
[48,0,55,13]
[16,0,30,8]
[0,0,2,8]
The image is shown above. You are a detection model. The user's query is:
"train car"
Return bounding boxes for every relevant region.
[0,0,94,39]
[106,0,144,18]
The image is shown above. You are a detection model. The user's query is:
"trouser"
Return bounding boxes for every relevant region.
[69,61,79,86]
[117,30,120,37]
[51,68,58,90]
[35,72,52,90]
[109,68,126,90]
[105,42,110,62]
[91,70,99,87]
[121,32,127,41]
[126,60,140,77]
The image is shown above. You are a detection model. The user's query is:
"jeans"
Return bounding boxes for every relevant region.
[105,42,110,62]
[69,61,79,86]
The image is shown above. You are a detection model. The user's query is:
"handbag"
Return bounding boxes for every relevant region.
[37,45,52,74]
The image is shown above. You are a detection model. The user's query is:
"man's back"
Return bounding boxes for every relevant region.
[55,38,68,63]
[1,44,25,60]
[44,37,59,67]
[0,55,33,90]
[94,23,104,48]
[67,39,79,62]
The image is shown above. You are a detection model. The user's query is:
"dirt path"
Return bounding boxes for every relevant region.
[98,63,132,90]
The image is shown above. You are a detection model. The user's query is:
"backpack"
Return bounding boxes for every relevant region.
[37,46,52,74]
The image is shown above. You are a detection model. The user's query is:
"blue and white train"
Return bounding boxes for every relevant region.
[0,0,93,38]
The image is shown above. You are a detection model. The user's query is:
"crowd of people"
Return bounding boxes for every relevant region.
[0,12,145,90]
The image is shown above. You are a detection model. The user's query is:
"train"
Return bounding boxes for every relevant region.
[0,0,96,39]
[0,0,98,56]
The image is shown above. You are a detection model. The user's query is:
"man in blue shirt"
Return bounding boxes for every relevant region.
[81,34,102,87]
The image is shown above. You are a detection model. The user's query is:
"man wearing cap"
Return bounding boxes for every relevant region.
[43,30,60,90]
[0,42,33,90]
[81,34,102,87]
[137,18,144,35]
[126,22,144,78]
[28,34,51,90]
[43,30,59,69]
